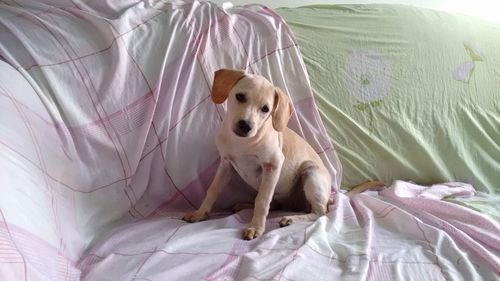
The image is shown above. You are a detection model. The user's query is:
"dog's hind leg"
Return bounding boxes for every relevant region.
[279,162,330,227]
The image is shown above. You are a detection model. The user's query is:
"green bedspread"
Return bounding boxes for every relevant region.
[277,5,500,196]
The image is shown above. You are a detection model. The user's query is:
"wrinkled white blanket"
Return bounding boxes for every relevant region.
[78,181,500,280]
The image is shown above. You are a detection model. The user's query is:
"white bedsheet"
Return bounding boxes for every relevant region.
[0,0,498,280]
[79,183,500,280]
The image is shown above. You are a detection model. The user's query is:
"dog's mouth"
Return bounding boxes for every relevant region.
[233,120,252,137]
[233,129,249,137]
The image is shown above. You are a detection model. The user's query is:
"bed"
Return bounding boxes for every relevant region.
[0,0,498,280]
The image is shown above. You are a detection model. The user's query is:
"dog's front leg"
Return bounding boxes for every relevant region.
[242,156,284,240]
[183,159,232,223]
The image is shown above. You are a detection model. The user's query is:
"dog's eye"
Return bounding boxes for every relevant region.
[235,93,246,103]
[261,105,269,113]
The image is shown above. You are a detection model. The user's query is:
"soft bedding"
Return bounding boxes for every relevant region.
[277,5,500,194]
[0,1,499,280]
[277,4,500,229]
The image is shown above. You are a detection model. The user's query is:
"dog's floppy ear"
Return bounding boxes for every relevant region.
[272,87,294,131]
[211,69,246,104]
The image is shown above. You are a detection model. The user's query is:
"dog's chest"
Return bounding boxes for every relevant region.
[227,154,262,189]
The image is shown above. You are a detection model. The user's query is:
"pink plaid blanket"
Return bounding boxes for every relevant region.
[0,0,498,280]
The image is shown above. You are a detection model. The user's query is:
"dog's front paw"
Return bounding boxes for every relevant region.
[242,226,264,240]
[182,210,208,223]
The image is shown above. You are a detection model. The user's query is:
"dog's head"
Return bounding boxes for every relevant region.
[211,68,293,138]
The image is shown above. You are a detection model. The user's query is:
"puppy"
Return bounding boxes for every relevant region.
[183,69,340,240]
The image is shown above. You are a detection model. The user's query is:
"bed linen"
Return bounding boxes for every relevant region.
[0,0,340,279]
[0,1,498,280]
[78,182,500,281]
[277,5,500,194]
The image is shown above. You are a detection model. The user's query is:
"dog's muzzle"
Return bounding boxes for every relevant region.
[234,120,252,137]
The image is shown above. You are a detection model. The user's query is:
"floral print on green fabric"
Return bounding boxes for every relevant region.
[453,43,483,83]
[343,50,392,132]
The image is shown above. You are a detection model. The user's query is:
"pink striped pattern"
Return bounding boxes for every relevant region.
[0,221,24,265]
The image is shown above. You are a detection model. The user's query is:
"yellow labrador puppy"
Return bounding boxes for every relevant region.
[183,68,335,240]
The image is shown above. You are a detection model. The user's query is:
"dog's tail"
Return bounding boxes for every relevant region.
[346,180,386,198]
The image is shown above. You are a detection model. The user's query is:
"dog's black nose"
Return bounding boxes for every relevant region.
[237,120,252,136]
